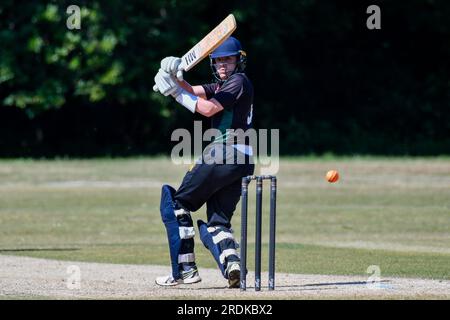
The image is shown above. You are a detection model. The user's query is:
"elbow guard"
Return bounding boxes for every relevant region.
[175,90,198,113]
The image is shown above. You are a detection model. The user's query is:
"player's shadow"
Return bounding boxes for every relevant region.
[301,280,391,287]
[165,285,236,290]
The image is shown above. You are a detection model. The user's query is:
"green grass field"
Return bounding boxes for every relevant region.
[0,157,449,280]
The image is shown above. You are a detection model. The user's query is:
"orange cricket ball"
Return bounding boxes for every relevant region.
[326,170,339,183]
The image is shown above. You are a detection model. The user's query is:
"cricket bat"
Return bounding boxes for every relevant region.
[179,14,237,72]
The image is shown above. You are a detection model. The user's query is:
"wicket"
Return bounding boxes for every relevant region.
[240,175,277,291]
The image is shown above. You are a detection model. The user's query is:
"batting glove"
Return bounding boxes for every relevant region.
[153,69,180,97]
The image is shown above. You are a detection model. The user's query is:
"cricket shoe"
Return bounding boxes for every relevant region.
[155,266,201,286]
[227,262,241,289]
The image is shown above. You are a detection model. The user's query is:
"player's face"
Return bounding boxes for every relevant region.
[214,56,237,80]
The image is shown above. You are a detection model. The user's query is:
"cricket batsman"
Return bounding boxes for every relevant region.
[152,37,254,288]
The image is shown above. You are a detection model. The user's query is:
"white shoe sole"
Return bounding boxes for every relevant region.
[155,279,179,286]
